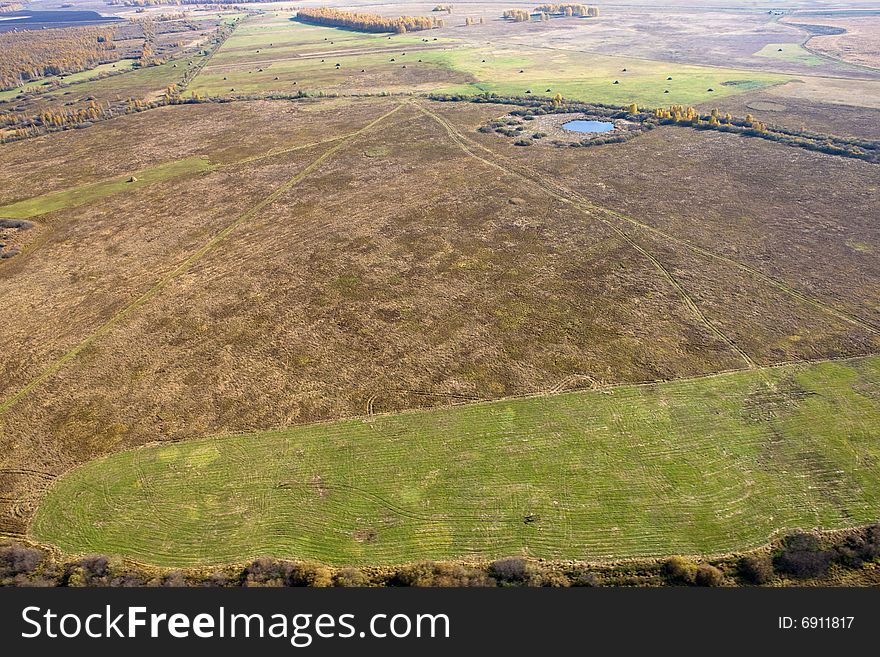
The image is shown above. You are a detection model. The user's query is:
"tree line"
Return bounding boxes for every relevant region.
[534,4,599,16]
[293,8,441,34]
[503,5,598,21]
[2,524,879,586]
[0,26,117,92]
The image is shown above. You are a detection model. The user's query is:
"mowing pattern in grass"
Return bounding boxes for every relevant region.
[0,156,213,218]
[32,356,880,567]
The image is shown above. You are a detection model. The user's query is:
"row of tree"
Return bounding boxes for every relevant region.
[502,9,531,21]
[503,5,598,20]
[293,8,440,34]
[0,26,117,92]
[534,4,599,16]
[3,524,879,586]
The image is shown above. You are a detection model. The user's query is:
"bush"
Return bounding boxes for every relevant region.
[161,571,187,587]
[739,554,774,585]
[490,557,530,584]
[529,569,570,587]
[572,571,600,587]
[775,532,833,579]
[662,556,696,585]
[244,557,332,587]
[392,562,493,587]
[693,564,725,587]
[335,567,369,587]
[513,139,532,146]
[0,543,43,578]
[834,524,880,567]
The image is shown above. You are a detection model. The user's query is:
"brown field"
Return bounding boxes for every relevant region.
[784,14,880,69]
[702,91,880,140]
[1,94,879,538]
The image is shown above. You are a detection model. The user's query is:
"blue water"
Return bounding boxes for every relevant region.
[562,120,615,134]
[0,10,121,33]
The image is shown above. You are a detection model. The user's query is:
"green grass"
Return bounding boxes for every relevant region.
[189,14,785,106]
[430,47,787,106]
[0,156,214,219]
[32,355,880,567]
[755,43,825,67]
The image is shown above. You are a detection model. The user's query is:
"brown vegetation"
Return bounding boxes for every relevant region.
[294,8,440,34]
[2,525,878,587]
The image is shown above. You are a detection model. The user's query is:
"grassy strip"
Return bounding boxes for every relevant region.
[0,156,214,218]
[32,355,880,567]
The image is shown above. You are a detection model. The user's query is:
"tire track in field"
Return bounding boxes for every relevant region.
[419,101,879,338]
[0,103,405,416]
[413,101,758,369]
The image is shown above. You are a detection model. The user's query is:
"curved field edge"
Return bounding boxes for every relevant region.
[32,355,880,567]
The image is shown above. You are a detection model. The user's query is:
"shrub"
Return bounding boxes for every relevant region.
[775,532,833,579]
[335,567,369,587]
[392,562,493,587]
[662,556,696,585]
[490,557,530,584]
[833,524,880,567]
[739,554,774,585]
[289,562,334,587]
[529,569,570,587]
[693,564,725,587]
[513,138,532,146]
[162,571,187,587]
[572,571,600,587]
[244,557,332,587]
[0,543,43,578]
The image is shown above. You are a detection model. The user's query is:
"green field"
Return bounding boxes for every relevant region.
[188,14,786,106]
[0,156,214,218]
[431,48,787,106]
[32,356,880,567]
[755,43,825,67]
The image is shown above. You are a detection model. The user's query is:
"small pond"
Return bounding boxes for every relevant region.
[562,119,615,134]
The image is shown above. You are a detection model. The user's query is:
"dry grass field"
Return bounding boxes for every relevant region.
[783,13,880,69]
[1,2,879,568]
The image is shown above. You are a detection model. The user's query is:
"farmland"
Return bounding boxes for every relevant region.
[1,2,879,576]
[33,355,880,566]
[189,12,787,106]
